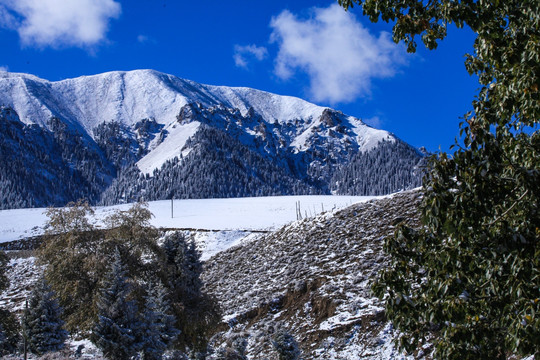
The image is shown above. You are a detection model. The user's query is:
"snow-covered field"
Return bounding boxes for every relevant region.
[0,195,380,244]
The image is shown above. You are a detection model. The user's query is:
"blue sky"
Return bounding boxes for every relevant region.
[0,0,478,152]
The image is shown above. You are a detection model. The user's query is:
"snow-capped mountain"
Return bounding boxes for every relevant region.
[0,70,424,209]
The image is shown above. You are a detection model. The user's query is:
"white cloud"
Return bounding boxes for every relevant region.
[0,0,121,48]
[0,65,8,72]
[234,44,268,69]
[0,5,17,29]
[270,4,406,104]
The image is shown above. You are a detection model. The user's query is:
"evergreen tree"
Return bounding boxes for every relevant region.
[139,279,180,360]
[23,278,68,355]
[210,347,246,360]
[0,308,19,356]
[162,233,221,352]
[91,248,142,359]
[0,253,19,357]
[209,334,248,360]
[0,109,115,210]
[330,139,424,195]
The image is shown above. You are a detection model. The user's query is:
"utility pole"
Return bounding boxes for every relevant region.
[171,197,174,219]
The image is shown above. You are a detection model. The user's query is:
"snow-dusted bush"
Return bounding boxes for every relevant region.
[272,329,301,360]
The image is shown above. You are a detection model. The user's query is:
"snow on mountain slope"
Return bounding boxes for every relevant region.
[350,115,393,150]
[203,84,325,123]
[0,191,416,359]
[136,121,200,175]
[0,69,390,146]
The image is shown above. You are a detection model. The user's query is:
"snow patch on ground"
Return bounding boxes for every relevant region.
[0,257,41,312]
[191,230,259,261]
[0,195,380,244]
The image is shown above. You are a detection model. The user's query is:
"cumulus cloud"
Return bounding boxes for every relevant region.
[0,0,121,48]
[270,4,406,104]
[234,44,268,69]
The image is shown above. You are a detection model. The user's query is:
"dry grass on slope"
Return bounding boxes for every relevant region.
[202,190,423,359]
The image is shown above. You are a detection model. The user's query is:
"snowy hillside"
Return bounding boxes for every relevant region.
[202,190,423,359]
[0,70,424,210]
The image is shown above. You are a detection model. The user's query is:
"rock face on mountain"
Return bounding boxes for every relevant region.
[202,190,422,359]
[0,70,423,209]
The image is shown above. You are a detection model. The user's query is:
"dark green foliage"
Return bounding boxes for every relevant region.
[211,347,247,360]
[99,125,320,205]
[375,138,540,358]
[225,334,248,360]
[208,333,248,360]
[99,104,423,205]
[0,308,20,355]
[0,250,20,355]
[0,325,5,354]
[163,234,203,300]
[92,248,142,359]
[336,0,540,358]
[162,233,221,352]
[0,107,115,209]
[93,118,164,170]
[93,120,139,169]
[23,278,68,355]
[272,329,301,360]
[331,139,424,195]
[2,100,422,209]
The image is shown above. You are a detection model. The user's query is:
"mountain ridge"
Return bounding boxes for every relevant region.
[0,70,424,209]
